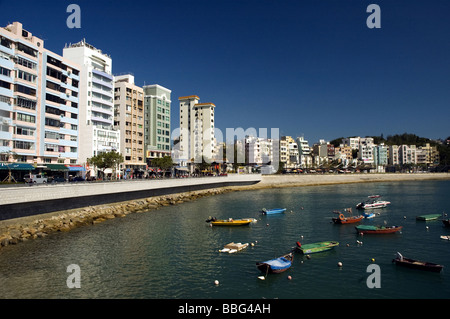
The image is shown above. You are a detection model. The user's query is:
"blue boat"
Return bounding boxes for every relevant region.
[363,212,376,219]
[261,208,287,215]
[256,253,293,274]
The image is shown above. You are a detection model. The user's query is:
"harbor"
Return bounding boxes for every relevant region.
[0,179,449,299]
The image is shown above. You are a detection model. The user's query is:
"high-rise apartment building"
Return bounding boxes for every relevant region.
[113,74,145,171]
[63,40,120,172]
[143,84,171,163]
[0,22,80,167]
[178,95,215,163]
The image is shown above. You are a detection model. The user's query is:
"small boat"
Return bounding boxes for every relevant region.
[261,208,286,215]
[219,242,249,253]
[393,252,443,273]
[332,208,363,224]
[356,195,391,210]
[256,253,293,274]
[355,225,402,234]
[440,235,450,240]
[363,212,376,219]
[206,217,255,226]
[416,214,442,221]
[295,241,339,254]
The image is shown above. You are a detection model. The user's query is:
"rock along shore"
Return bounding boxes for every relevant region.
[0,172,448,250]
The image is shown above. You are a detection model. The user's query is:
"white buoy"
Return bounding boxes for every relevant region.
[214,280,219,285]
[287,275,292,280]
[338,262,343,267]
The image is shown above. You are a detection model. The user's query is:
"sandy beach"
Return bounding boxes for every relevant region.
[234,172,450,190]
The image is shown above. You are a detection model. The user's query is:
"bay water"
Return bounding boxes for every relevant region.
[1,180,449,299]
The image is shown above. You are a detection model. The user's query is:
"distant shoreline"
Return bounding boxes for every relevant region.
[229,172,450,191]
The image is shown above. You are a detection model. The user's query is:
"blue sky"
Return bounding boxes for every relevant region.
[1,0,449,144]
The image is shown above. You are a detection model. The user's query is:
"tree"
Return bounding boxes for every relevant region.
[152,156,174,171]
[87,151,123,179]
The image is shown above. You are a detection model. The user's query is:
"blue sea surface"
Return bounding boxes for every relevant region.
[0,180,449,299]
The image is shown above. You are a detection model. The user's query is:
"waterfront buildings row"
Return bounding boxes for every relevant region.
[0,22,172,178]
[242,135,440,171]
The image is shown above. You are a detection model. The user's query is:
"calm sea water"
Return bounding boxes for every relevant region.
[1,180,449,299]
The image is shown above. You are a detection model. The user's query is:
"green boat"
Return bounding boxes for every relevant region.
[295,241,339,254]
[416,214,442,221]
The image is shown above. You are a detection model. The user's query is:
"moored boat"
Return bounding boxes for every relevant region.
[355,225,402,234]
[256,253,293,274]
[363,212,376,219]
[332,208,363,224]
[219,242,249,253]
[416,213,442,221]
[206,217,255,226]
[295,241,339,254]
[356,195,391,210]
[392,252,443,273]
[261,208,286,215]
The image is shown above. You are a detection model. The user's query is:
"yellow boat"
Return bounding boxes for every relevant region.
[206,217,256,226]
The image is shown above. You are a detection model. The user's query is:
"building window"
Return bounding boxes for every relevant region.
[16,112,36,123]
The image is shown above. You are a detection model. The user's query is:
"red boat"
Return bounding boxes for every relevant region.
[355,225,403,234]
[332,208,363,224]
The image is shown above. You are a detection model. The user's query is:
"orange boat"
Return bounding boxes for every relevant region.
[332,208,363,224]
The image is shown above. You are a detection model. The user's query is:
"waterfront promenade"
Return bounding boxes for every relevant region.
[0,174,262,221]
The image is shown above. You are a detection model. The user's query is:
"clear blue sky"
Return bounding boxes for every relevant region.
[1,0,449,144]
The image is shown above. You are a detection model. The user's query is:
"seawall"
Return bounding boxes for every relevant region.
[0,174,261,221]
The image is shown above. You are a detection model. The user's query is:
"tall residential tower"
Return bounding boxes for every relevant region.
[63,40,120,174]
[178,95,215,163]
[143,84,171,164]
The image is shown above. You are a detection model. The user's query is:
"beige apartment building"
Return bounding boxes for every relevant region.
[178,95,215,164]
[113,74,145,174]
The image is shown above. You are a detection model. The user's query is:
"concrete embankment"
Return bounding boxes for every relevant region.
[0,174,261,221]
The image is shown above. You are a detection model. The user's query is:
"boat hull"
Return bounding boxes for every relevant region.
[297,241,339,254]
[416,214,442,221]
[210,219,252,226]
[393,257,443,273]
[262,208,286,215]
[356,225,402,234]
[332,215,363,224]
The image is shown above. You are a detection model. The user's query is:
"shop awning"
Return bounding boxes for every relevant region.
[175,166,189,171]
[67,165,85,172]
[44,164,69,171]
[0,162,34,171]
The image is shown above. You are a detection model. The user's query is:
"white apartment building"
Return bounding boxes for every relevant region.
[296,136,312,168]
[178,95,215,163]
[358,137,374,164]
[63,40,120,171]
[245,135,273,165]
[342,137,360,150]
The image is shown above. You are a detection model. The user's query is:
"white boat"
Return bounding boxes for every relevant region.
[356,195,390,210]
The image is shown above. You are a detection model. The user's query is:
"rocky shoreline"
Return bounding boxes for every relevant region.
[0,187,234,249]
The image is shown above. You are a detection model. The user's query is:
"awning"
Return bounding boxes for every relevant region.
[175,166,189,171]
[0,162,34,171]
[67,165,85,172]
[44,164,69,171]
